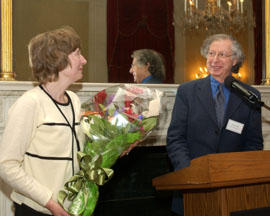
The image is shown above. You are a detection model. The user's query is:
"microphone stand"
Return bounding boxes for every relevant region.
[227,79,270,111]
[249,99,270,111]
[243,92,269,110]
[262,102,270,112]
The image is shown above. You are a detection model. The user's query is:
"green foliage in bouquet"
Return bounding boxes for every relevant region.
[83,113,156,168]
[58,84,164,216]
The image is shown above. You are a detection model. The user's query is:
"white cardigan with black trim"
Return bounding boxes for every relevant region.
[0,85,84,214]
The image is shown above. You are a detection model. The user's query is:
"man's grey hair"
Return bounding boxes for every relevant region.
[131,49,166,81]
[200,34,245,73]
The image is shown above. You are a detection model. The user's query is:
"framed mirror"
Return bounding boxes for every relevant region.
[1,0,269,84]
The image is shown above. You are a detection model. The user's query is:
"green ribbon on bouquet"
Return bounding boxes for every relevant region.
[57,152,114,215]
[77,152,114,186]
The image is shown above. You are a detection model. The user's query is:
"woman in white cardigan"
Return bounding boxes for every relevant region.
[0,26,87,216]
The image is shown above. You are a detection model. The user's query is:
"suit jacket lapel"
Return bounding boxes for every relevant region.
[196,76,218,126]
[222,91,243,127]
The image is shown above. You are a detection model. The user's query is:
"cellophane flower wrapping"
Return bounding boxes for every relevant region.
[58,84,165,216]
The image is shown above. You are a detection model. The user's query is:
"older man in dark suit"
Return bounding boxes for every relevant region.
[167,34,263,216]
[129,49,165,84]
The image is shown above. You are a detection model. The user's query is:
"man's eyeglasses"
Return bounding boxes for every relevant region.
[131,62,144,68]
[207,51,235,59]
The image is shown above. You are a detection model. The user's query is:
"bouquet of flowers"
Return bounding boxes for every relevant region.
[58,84,165,216]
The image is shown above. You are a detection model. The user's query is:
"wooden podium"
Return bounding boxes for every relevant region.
[152,150,270,216]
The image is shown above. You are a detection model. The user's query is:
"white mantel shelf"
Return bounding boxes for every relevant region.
[0,81,270,215]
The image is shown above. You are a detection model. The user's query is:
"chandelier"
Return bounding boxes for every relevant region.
[173,0,255,34]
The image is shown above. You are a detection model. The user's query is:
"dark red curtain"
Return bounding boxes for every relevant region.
[253,0,263,85]
[107,0,174,83]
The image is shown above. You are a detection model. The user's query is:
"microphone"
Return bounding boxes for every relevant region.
[224,75,264,108]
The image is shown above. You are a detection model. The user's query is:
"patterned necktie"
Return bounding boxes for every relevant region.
[214,84,225,128]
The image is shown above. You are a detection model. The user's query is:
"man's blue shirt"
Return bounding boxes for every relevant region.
[210,75,230,109]
[141,75,153,83]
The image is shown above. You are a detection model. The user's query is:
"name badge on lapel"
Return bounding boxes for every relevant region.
[226,119,244,134]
